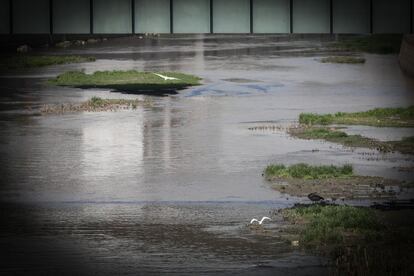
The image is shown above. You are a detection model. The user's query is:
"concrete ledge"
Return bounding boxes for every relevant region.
[399,35,414,77]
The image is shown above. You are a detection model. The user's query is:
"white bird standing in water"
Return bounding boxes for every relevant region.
[250,216,271,225]
[153,73,180,81]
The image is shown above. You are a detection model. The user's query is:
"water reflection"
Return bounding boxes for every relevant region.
[0,35,413,274]
[80,111,144,201]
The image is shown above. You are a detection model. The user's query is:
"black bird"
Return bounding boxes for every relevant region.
[308,193,324,202]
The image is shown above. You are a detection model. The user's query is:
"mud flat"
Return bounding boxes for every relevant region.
[39,97,151,114]
[288,126,414,155]
[264,164,405,200]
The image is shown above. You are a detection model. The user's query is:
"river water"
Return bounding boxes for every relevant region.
[0,35,413,275]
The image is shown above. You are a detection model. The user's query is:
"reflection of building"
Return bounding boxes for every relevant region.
[81,111,144,198]
[2,0,412,35]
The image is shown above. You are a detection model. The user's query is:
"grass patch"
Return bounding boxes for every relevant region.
[299,106,414,127]
[283,205,382,245]
[290,127,393,152]
[264,164,402,201]
[281,205,414,274]
[331,34,403,54]
[0,55,96,69]
[49,70,201,93]
[40,96,150,114]
[320,56,366,64]
[289,126,414,154]
[265,163,353,180]
[390,136,414,155]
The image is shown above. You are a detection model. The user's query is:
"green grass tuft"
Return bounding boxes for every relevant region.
[284,205,383,245]
[265,163,353,180]
[48,70,201,93]
[0,55,96,69]
[331,34,403,54]
[299,106,414,127]
[290,127,413,154]
[320,56,366,64]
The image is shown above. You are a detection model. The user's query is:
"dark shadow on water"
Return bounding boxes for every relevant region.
[72,84,189,97]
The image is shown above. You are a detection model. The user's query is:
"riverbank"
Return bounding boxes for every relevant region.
[279,204,414,275]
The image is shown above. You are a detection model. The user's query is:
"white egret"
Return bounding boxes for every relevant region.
[153,73,180,81]
[250,216,271,225]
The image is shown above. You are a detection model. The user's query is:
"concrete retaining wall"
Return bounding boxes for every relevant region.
[135,0,170,34]
[3,0,414,34]
[173,0,210,33]
[213,0,250,33]
[0,0,10,34]
[53,0,90,34]
[399,35,414,77]
[374,0,411,34]
[253,0,290,33]
[292,0,330,33]
[13,0,50,34]
[333,0,370,34]
[93,0,132,34]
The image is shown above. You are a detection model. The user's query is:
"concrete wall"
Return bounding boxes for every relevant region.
[13,0,50,34]
[135,0,170,33]
[4,0,413,35]
[53,0,90,34]
[399,35,414,76]
[292,0,330,33]
[333,0,370,33]
[373,0,410,33]
[213,0,250,33]
[0,0,9,34]
[94,0,132,34]
[173,0,210,33]
[253,0,290,33]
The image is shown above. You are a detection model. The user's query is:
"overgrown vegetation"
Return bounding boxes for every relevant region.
[320,56,366,64]
[264,162,402,200]
[40,96,150,114]
[283,205,382,245]
[331,34,403,54]
[289,127,414,154]
[265,163,353,180]
[0,55,96,69]
[282,205,414,274]
[299,106,414,127]
[49,70,201,93]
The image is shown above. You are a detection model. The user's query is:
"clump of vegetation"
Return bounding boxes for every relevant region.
[281,205,414,274]
[320,56,366,64]
[299,106,414,127]
[283,205,382,245]
[331,34,403,54]
[265,163,353,180]
[390,136,414,155]
[264,163,402,200]
[40,96,150,114]
[289,126,414,154]
[290,127,394,152]
[49,70,201,93]
[0,55,96,69]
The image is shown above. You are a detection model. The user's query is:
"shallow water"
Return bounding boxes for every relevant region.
[0,35,413,275]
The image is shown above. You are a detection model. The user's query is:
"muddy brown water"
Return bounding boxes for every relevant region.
[0,35,413,275]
